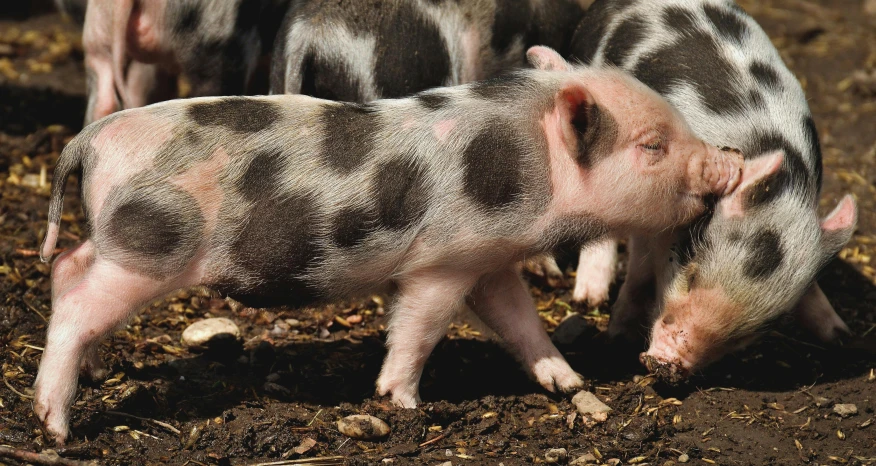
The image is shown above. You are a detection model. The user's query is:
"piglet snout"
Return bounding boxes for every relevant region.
[688,145,744,197]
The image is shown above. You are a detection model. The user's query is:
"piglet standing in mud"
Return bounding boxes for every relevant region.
[81,0,289,125]
[271,0,586,98]
[564,0,857,379]
[34,47,743,444]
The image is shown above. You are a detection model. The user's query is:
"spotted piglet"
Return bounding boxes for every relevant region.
[565,0,857,379]
[82,0,289,125]
[35,47,742,443]
[270,0,587,98]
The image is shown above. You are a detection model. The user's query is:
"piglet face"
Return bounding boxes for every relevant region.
[642,158,857,378]
[558,73,742,235]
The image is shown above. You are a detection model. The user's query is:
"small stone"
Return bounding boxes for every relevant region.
[572,391,612,421]
[678,453,690,463]
[293,437,317,454]
[866,0,876,15]
[337,414,390,440]
[181,317,241,349]
[833,404,858,417]
[545,448,567,463]
[570,453,598,465]
[633,375,644,383]
[436,462,452,466]
[663,461,676,466]
[606,459,621,466]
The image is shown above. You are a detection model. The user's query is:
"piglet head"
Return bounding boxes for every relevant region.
[642,151,857,380]
[528,46,743,235]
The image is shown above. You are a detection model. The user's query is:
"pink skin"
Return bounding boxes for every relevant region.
[572,238,618,306]
[33,254,205,444]
[460,27,483,83]
[532,76,742,235]
[83,0,173,123]
[87,112,174,214]
[468,267,584,393]
[376,268,480,408]
[432,119,457,142]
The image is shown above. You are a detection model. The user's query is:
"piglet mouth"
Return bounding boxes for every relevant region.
[639,353,689,385]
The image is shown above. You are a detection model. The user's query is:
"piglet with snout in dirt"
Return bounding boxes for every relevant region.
[34,46,742,444]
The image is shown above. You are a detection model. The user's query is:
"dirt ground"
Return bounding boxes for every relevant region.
[1,1,875,465]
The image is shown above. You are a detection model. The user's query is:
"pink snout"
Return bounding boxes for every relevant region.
[640,321,698,384]
[688,145,744,197]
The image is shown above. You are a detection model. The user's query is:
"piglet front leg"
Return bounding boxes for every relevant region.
[468,267,583,393]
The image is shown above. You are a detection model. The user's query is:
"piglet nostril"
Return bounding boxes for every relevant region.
[662,315,676,325]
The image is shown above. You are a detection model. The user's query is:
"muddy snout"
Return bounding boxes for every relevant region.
[689,145,744,197]
[640,353,689,385]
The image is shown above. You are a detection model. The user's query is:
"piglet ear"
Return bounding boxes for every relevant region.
[719,150,783,217]
[527,46,572,72]
[820,194,856,257]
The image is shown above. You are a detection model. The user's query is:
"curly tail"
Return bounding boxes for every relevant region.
[40,137,88,262]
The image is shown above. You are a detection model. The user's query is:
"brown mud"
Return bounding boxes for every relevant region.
[1,1,875,465]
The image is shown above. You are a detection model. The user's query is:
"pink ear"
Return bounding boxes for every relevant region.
[527,46,572,72]
[720,151,784,217]
[821,194,856,232]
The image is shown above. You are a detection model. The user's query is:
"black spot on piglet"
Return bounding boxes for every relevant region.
[703,4,748,44]
[417,92,451,111]
[104,183,205,278]
[227,193,323,308]
[603,14,648,67]
[237,151,284,202]
[320,103,380,174]
[188,97,282,133]
[662,6,699,36]
[462,119,524,210]
[749,61,782,92]
[744,229,783,279]
[332,206,378,249]
[374,158,430,231]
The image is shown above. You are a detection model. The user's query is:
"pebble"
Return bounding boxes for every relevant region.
[436,462,452,466]
[545,448,567,463]
[866,0,876,15]
[606,459,622,466]
[570,453,598,465]
[337,414,390,440]
[181,317,241,348]
[663,461,676,466]
[572,390,612,421]
[678,453,689,463]
[833,403,858,417]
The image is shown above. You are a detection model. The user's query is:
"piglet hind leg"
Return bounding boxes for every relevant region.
[34,259,183,445]
[376,270,479,408]
[468,267,583,394]
[47,241,108,381]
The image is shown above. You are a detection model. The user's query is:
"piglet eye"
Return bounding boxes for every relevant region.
[641,140,662,152]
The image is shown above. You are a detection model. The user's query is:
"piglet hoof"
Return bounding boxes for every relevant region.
[571,276,610,307]
[531,356,584,394]
[32,396,69,446]
[639,354,687,385]
[375,380,421,409]
[523,257,568,289]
